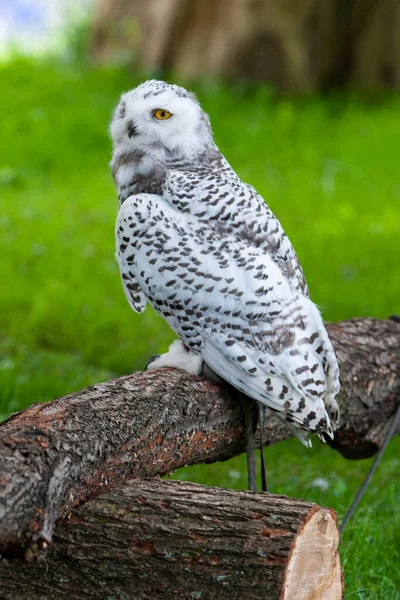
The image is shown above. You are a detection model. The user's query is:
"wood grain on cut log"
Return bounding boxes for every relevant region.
[0,318,398,558]
[0,479,343,600]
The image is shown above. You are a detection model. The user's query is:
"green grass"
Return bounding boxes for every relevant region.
[0,57,399,598]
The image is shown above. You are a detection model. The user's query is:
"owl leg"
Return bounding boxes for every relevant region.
[145,340,223,384]
[144,340,203,375]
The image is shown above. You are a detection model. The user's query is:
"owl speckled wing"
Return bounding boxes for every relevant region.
[116,188,339,440]
[117,252,148,314]
[111,79,340,443]
[161,150,309,297]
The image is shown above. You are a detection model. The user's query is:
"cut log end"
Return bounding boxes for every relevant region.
[0,479,344,599]
[283,508,342,600]
[0,317,398,558]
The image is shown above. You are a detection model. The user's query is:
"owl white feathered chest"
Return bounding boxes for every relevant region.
[111,80,340,442]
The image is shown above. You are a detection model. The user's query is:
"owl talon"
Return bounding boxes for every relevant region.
[199,361,224,383]
[144,341,203,375]
[144,355,161,370]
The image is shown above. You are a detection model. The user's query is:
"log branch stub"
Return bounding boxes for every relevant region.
[0,479,343,600]
[0,317,398,557]
[325,318,400,457]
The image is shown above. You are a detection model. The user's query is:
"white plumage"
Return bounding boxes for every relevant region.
[110,80,340,446]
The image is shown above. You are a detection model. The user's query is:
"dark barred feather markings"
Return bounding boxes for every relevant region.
[110,80,340,446]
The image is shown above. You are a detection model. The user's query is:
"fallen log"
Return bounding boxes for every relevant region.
[0,479,343,600]
[0,318,398,558]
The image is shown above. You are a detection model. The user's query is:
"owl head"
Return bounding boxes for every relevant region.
[110,80,213,156]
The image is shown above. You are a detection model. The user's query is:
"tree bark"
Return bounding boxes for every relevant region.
[0,318,398,558]
[0,479,343,600]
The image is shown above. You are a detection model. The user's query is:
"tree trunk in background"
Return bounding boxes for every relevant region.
[91,0,400,92]
[0,480,343,600]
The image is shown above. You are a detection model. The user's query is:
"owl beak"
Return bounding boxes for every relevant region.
[127,120,140,138]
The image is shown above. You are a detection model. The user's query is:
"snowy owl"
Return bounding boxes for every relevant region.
[110,80,340,487]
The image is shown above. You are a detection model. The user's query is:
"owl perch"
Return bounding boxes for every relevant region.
[0,480,342,600]
[0,317,398,599]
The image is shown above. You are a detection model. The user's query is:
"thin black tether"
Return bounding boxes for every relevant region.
[258,404,268,492]
[340,402,400,534]
[238,393,257,492]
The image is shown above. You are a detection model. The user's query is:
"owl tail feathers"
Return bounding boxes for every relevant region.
[318,430,335,444]
[286,423,313,448]
[286,415,335,448]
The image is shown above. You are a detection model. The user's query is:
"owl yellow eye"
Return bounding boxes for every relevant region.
[154,109,172,120]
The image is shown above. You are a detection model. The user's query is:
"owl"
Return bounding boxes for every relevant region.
[110,80,340,458]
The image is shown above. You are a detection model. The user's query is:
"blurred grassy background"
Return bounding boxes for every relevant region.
[0,57,399,598]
